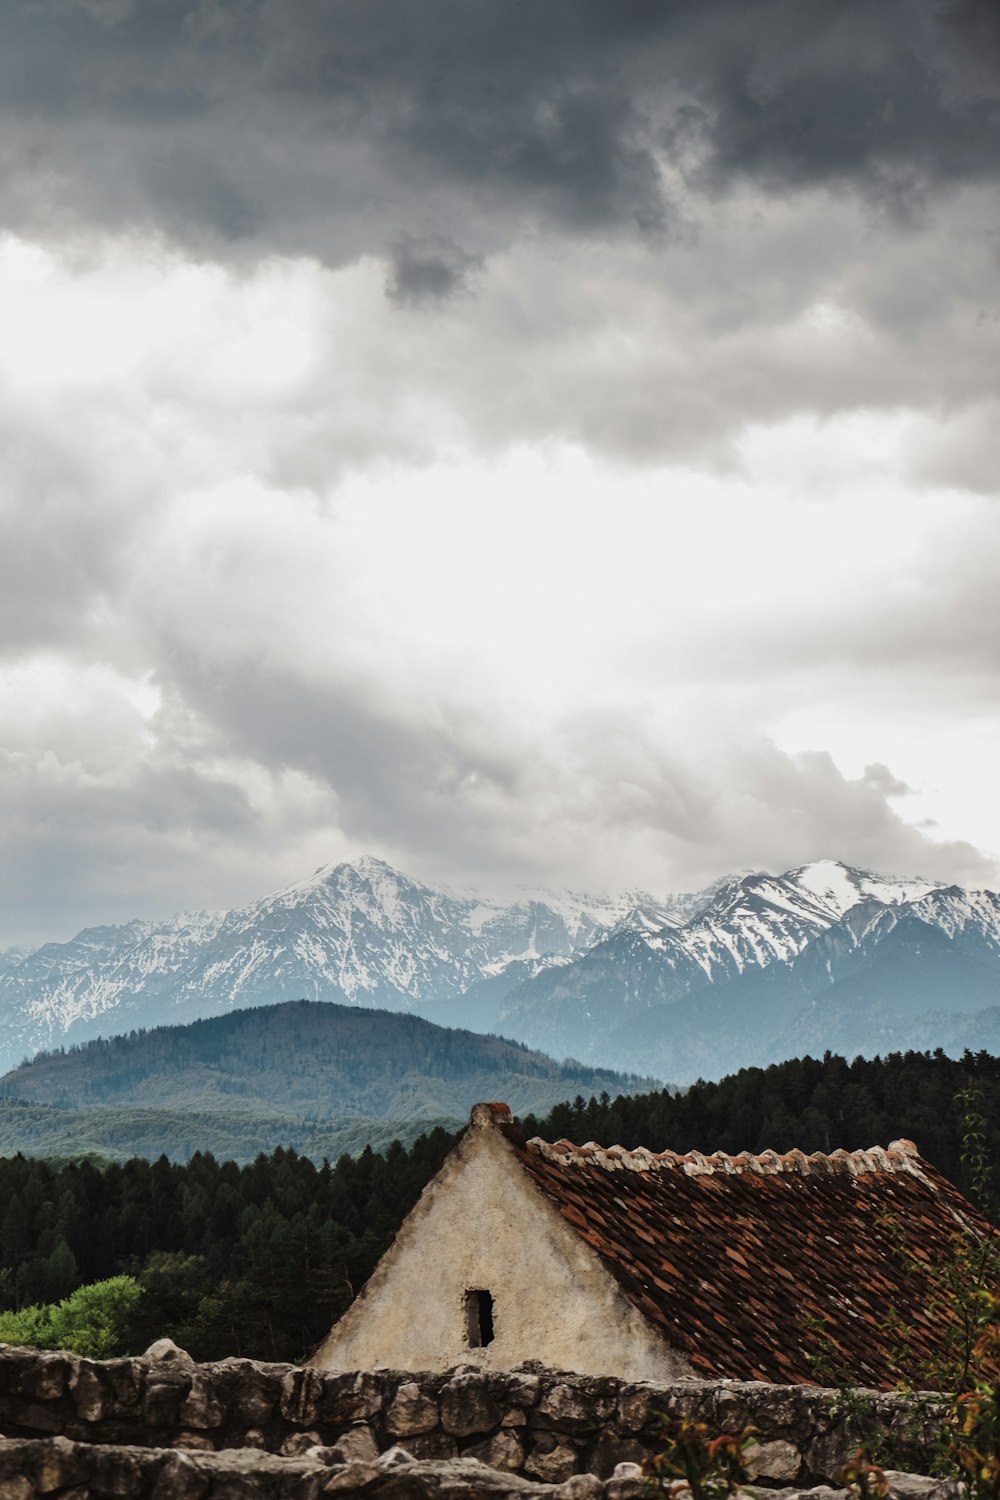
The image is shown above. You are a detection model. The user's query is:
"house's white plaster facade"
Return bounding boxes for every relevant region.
[309,1104,695,1382]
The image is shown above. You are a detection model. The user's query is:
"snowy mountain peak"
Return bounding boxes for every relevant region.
[288,855,413,896]
[785,860,943,916]
[1,854,996,1081]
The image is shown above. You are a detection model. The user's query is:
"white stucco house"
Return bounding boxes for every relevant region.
[309,1100,991,1387]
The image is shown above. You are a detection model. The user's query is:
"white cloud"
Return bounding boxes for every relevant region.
[0,101,996,941]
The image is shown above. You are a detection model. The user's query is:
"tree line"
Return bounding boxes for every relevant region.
[520,1047,1000,1194]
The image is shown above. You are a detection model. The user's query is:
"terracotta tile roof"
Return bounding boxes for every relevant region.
[498,1124,996,1388]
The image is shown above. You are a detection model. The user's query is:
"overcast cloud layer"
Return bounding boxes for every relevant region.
[1,0,999,944]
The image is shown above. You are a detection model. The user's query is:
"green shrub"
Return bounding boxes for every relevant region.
[0,1275,142,1359]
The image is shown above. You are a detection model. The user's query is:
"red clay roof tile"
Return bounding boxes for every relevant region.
[499,1124,996,1389]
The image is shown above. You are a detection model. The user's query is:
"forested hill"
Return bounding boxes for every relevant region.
[0,1000,655,1122]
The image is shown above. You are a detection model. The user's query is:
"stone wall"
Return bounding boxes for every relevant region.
[0,1343,947,1489]
[0,1434,963,1500]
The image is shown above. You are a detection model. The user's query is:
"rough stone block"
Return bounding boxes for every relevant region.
[604,1462,646,1500]
[616,1387,657,1436]
[807,1429,864,1484]
[150,1451,212,1500]
[883,1472,961,1500]
[92,1446,147,1497]
[233,1367,277,1427]
[143,1379,189,1428]
[754,1387,805,1432]
[464,1428,525,1472]
[587,1432,649,1479]
[386,1381,440,1438]
[440,1372,503,1437]
[29,1435,91,1495]
[180,1374,226,1430]
[281,1367,327,1427]
[322,1458,384,1491]
[714,1385,754,1434]
[327,1425,379,1465]
[505,1372,542,1407]
[538,1382,615,1434]
[525,1432,579,1482]
[144,1338,195,1366]
[377,1445,417,1469]
[555,1477,604,1500]
[747,1438,803,1483]
[320,1370,384,1425]
[17,1402,65,1434]
[18,1353,71,1402]
[282,1429,324,1455]
[71,1362,111,1424]
[401,1431,459,1461]
[109,1360,143,1410]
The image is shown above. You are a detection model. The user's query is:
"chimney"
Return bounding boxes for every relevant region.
[470,1101,512,1129]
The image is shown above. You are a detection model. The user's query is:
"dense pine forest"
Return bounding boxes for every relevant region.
[520,1047,1000,1192]
[0,1047,997,1363]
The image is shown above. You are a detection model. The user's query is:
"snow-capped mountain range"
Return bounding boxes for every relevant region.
[0,857,682,1072]
[1,856,998,1080]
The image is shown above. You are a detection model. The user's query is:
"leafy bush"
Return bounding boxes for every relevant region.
[0,1275,142,1359]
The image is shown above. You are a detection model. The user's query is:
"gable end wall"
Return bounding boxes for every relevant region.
[310,1122,694,1383]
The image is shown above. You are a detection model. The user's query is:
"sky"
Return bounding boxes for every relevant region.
[2,0,1000,945]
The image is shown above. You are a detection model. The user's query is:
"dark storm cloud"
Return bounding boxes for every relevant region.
[671,0,1000,206]
[386,237,483,306]
[3,0,996,267]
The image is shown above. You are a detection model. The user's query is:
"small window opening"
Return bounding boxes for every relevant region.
[465,1289,495,1347]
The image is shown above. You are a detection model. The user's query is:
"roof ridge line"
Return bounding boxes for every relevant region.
[525,1135,929,1179]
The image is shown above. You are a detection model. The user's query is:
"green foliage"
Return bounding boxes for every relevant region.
[950,1301,1000,1500]
[0,1097,462,1167]
[874,1081,1000,1396]
[644,1415,755,1500]
[48,1276,143,1359]
[0,1302,52,1348]
[0,1276,141,1358]
[960,1078,998,1216]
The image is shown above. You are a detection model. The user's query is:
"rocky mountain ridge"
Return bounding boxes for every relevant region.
[498,863,1000,1078]
[0,857,683,1072]
[1,856,998,1080]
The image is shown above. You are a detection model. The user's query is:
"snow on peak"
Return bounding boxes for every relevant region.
[786,860,870,916]
[787,860,943,916]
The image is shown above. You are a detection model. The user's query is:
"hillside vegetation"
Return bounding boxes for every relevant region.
[0,999,656,1161]
[0,1047,995,1365]
[0,1098,458,1164]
